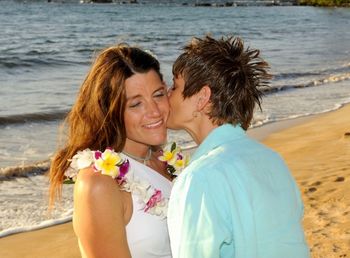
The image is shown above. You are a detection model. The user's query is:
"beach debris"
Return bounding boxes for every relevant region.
[308,187,318,193]
[311,181,322,186]
[334,176,345,182]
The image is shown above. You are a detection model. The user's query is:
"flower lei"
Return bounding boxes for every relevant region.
[158,142,189,178]
[64,143,189,218]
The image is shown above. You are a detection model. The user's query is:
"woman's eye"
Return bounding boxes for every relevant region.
[154,92,165,98]
[129,102,141,108]
[154,89,166,98]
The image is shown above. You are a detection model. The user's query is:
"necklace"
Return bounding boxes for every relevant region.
[122,148,152,165]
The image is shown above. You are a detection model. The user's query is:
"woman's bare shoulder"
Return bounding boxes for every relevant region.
[73,168,131,257]
[74,167,121,199]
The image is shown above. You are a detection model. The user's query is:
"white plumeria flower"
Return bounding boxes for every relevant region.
[158,141,189,178]
[158,143,179,165]
[148,199,168,218]
[94,149,122,179]
[70,149,94,170]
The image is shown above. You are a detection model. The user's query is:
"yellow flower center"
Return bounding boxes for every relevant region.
[95,150,122,178]
[175,159,184,168]
[163,151,174,161]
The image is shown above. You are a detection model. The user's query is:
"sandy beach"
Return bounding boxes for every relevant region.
[263,104,350,258]
[1,104,349,258]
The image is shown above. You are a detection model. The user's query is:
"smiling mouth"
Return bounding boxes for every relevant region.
[143,119,164,129]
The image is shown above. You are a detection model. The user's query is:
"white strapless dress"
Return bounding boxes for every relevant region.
[123,156,173,258]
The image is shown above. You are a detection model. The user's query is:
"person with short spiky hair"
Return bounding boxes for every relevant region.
[167,36,310,258]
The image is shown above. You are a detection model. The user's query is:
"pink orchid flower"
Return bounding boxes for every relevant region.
[144,190,162,212]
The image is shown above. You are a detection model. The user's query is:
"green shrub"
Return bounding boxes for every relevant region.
[299,0,350,6]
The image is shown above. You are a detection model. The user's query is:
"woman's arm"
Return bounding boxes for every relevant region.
[73,168,131,258]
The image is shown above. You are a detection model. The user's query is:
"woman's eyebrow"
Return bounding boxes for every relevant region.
[126,94,141,101]
[153,86,166,94]
[127,85,165,100]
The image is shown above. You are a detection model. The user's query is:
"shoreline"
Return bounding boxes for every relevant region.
[248,114,318,141]
[248,101,350,141]
[1,99,349,176]
[1,103,349,257]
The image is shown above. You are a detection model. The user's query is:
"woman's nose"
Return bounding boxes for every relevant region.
[146,100,161,117]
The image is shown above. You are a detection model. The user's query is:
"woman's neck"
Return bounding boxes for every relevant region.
[123,140,152,161]
[185,116,218,145]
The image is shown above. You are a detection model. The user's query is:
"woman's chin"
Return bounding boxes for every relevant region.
[147,135,167,146]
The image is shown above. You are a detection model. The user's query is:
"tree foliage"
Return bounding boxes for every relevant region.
[299,0,350,6]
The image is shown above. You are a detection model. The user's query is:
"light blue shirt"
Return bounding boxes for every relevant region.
[167,124,310,258]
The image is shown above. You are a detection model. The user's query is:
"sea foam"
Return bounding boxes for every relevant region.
[0,174,74,238]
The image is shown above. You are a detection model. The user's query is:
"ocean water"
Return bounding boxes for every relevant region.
[0,1,350,236]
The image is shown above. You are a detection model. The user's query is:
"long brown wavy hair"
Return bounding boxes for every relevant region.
[49,44,162,206]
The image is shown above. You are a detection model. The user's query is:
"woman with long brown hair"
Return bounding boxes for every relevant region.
[49,44,172,258]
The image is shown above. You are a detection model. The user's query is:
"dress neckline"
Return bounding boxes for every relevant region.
[120,154,172,184]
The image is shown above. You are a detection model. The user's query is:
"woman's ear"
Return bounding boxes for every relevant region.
[197,85,211,111]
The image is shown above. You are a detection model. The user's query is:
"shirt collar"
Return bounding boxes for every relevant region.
[190,124,246,163]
